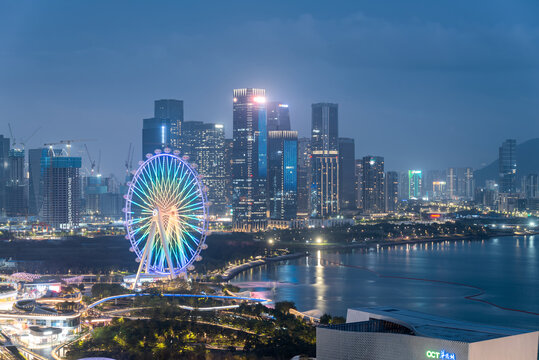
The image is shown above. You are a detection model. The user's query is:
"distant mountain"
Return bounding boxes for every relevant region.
[474,138,539,187]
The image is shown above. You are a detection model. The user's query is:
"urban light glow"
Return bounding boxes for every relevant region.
[253,96,266,103]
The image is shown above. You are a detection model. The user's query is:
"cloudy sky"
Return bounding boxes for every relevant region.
[1,1,539,177]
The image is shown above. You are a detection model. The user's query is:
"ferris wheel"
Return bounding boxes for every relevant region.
[124,149,208,288]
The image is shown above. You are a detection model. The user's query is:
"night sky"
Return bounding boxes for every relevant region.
[1,1,539,177]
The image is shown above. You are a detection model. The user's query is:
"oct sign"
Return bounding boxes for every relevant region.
[426,349,456,360]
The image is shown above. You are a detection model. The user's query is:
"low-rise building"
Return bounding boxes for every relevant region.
[317,307,538,360]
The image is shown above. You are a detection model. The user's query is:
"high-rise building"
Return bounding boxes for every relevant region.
[0,135,9,215]
[142,117,171,158]
[361,156,385,213]
[408,170,422,199]
[142,99,184,158]
[5,149,27,216]
[355,159,363,210]
[28,148,44,215]
[232,88,268,225]
[268,131,298,220]
[176,121,227,215]
[154,99,183,150]
[464,167,474,200]
[297,138,312,218]
[196,123,227,216]
[447,167,457,200]
[42,152,82,229]
[385,171,399,212]
[267,102,291,131]
[339,138,356,210]
[499,139,517,193]
[311,103,339,218]
[180,121,204,162]
[523,174,538,199]
[311,103,338,152]
[224,139,234,214]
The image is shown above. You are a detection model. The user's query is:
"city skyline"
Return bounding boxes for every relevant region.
[2,1,539,177]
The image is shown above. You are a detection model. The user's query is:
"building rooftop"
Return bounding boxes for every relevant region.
[343,307,535,343]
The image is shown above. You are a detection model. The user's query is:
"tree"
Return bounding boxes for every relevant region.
[275,301,296,314]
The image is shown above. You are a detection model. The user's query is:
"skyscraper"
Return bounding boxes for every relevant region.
[408,170,422,199]
[232,88,268,225]
[338,137,356,210]
[499,139,517,193]
[28,148,44,215]
[0,135,9,215]
[142,99,184,158]
[155,99,183,150]
[297,137,312,218]
[385,171,399,212]
[361,156,385,213]
[266,102,291,131]
[311,103,338,152]
[464,167,474,200]
[142,117,171,158]
[195,123,227,215]
[311,103,339,218]
[523,174,538,199]
[180,121,204,162]
[224,139,234,214]
[176,121,227,215]
[355,159,363,210]
[447,167,457,200]
[268,131,298,220]
[5,149,27,216]
[42,152,82,229]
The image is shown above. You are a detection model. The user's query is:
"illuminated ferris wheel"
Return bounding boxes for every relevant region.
[124,149,208,288]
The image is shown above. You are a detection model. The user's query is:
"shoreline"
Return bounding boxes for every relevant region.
[226,231,538,281]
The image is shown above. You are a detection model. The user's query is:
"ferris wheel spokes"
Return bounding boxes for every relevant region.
[132,209,177,290]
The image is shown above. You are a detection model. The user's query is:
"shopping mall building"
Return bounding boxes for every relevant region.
[317,307,538,360]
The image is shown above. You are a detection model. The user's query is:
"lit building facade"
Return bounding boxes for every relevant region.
[408,170,422,199]
[499,139,517,193]
[232,88,268,225]
[385,171,399,212]
[297,137,312,218]
[154,99,183,150]
[311,103,339,218]
[41,154,81,229]
[142,99,183,158]
[361,156,385,214]
[268,131,298,220]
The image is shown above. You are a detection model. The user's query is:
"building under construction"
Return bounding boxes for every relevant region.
[41,152,81,229]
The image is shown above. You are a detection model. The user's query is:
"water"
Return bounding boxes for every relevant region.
[232,236,539,330]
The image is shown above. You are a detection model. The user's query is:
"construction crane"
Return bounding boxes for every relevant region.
[84,144,96,175]
[125,143,133,174]
[7,123,41,150]
[44,139,95,157]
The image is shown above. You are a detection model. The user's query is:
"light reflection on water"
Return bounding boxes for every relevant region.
[232,236,539,330]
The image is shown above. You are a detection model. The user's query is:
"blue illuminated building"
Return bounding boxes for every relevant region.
[268,130,298,220]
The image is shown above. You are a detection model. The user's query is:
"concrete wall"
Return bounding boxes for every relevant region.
[469,331,539,360]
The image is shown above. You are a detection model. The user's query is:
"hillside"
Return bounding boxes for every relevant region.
[474,138,539,187]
